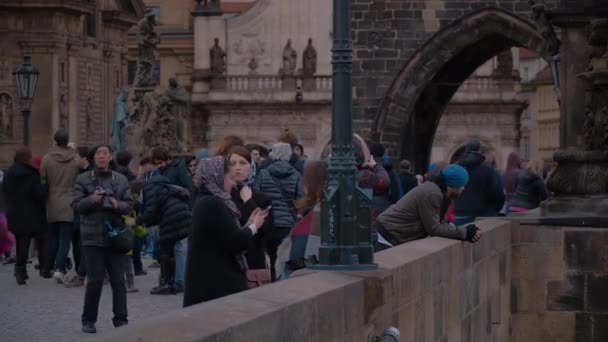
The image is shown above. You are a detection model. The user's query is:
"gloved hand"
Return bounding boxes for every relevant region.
[465,224,481,243]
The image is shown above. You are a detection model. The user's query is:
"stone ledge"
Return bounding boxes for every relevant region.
[86,219,512,342]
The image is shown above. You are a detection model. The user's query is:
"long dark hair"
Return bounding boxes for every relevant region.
[295,161,328,214]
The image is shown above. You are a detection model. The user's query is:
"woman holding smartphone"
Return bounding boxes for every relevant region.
[227,146,273,269]
[184,156,269,306]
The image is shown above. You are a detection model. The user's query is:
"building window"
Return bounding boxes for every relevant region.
[115,70,120,89]
[85,13,96,38]
[147,6,160,23]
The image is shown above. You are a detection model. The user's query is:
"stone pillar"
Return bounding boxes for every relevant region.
[554,21,588,148]
[541,13,608,220]
[68,53,79,146]
[191,3,225,102]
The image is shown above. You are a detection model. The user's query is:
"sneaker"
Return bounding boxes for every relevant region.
[64,275,85,288]
[3,257,16,265]
[53,271,66,284]
[149,261,160,268]
[150,284,172,295]
[82,322,97,333]
[134,269,147,276]
[127,285,139,293]
[172,284,184,294]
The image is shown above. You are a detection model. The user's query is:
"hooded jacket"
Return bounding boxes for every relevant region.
[40,146,82,223]
[454,151,505,218]
[510,170,549,210]
[159,159,195,196]
[137,175,192,243]
[3,161,47,236]
[254,160,303,229]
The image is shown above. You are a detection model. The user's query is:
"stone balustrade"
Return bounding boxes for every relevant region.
[87,219,513,342]
[85,216,608,342]
[195,75,332,103]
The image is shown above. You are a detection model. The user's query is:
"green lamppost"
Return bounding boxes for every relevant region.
[12,55,39,146]
[310,0,376,270]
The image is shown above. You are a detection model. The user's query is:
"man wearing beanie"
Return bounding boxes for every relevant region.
[376,164,481,249]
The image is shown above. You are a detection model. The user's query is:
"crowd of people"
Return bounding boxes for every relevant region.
[0,128,550,334]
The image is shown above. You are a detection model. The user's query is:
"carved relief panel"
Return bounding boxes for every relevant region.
[0,93,14,138]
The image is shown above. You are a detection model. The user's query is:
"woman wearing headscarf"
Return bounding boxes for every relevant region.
[227,146,272,269]
[184,156,269,307]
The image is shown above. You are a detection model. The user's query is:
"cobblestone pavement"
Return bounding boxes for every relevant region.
[0,258,183,341]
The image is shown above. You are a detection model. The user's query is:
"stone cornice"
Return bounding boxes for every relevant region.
[0,2,93,15]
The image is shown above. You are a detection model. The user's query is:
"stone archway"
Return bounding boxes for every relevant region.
[371,7,548,172]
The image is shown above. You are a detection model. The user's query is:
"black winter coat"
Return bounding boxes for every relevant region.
[3,162,47,236]
[510,170,549,210]
[231,186,272,269]
[254,160,303,229]
[400,171,419,197]
[137,175,191,243]
[159,159,195,196]
[183,194,253,306]
[455,152,505,217]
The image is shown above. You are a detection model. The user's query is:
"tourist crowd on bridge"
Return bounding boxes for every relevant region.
[0,128,549,333]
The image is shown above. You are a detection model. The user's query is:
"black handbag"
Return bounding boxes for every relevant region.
[104,217,133,254]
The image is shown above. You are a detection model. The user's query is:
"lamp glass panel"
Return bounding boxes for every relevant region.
[27,73,38,98]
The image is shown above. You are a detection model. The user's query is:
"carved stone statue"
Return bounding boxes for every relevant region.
[59,93,68,130]
[210,38,226,76]
[0,93,13,137]
[164,78,191,150]
[133,9,159,87]
[495,50,513,77]
[279,39,297,76]
[302,38,317,77]
[110,88,130,152]
[529,1,560,57]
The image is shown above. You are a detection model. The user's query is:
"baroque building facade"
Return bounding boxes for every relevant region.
[0,0,145,167]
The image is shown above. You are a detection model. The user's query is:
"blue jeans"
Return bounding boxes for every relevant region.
[174,238,187,287]
[53,222,74,273]
[146,226,160,262]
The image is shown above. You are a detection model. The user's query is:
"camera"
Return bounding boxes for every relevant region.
[95,187,115,209]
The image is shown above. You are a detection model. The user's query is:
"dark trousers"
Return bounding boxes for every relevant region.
[265,227,291,282]
[72,226,82,275]
[82,246,127,326]
[14,233,51,277]
[132,237,144,273]
[160,240,175,285]
[52,222,74,273]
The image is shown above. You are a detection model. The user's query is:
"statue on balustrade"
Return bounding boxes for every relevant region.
[280,39,297,76]
[210,38,226,76]
[110,88,130,152]
[164,77,191,151]
[134,9,159,88]
[302,38,317,77]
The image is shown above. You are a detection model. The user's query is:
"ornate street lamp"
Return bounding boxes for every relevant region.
[13,55,39,146]
[310,0,376,270]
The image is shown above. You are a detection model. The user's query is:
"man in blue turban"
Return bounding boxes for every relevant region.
[375,164,481,250]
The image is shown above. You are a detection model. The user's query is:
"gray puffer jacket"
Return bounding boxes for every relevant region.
[254,160,304,229]
[72,169,134,247]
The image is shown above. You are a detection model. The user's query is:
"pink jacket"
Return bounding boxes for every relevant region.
[0,214,15,255]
